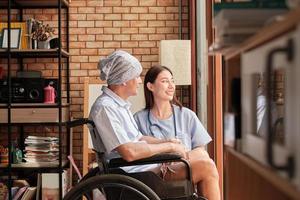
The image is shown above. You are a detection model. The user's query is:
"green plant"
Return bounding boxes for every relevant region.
[31,20,55,41]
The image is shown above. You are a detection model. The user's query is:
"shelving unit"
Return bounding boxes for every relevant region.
[0,0,70,199]
[216,7,300,200]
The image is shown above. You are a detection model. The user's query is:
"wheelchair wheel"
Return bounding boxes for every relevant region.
[64,174,160,200]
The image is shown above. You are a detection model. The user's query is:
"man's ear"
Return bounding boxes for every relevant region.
[146,82,153,91]
[122,82,127,86]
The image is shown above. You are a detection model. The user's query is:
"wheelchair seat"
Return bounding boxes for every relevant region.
[66,118,206,200]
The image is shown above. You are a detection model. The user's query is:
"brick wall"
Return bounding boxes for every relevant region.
[69,0,190,171]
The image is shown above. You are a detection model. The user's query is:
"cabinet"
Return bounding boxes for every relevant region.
[216,7,300,200]
[0,0,70,199]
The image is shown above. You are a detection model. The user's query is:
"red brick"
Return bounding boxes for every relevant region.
[166,7,178,13]
[96,7,113,13]
[81,63,97,69]
[78,35,95,41]
[71,56,89,63]
[130,21,147,27]
[80,49,98,55]
[104,27,120,34]
[78,7,95,14]
[131,34,148,41]
[140,0,156,6]
[151,47,159,54]
[139,41,156,47]
[166,20,178,27]
[149,7,166,13]
[139,27,156,34]
[87,14,104,20]
[157,14,174,20]
[122,0,139,6]
[149,34,166,40]
[70,35,78,42]
[148,21,165,27]
[70,69,88,77]
[87,1,104,6]
[157,0,174,6]
[95,21,113,27]
[87,28,103,34]
[89,55,103,62]
[121,27,138,34]
[157,27,174,33]
[104,41,121,48]
[133,48,151,55]
[113,7,130,13]
[70,14,87,20]
[113,21,130,27]
[96,34,113,41]
[122,14,138,20]
[104,0,121,6]
[88,70,100,76]
[140,14,156,20]
[70,42,86,48]
[104,14,122,20]
[70,28,86,35]
[78,21,94,27]
[69,49,80,55]
[142,55,158,62]
[86,41,103,48]
[166,34,179,39]
[98,49,116,55]
[114,34,130,41]
[70,0,87,6]
[131,7,148,13]
[121,41,139,48]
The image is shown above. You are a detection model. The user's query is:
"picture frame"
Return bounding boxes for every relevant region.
[1,28,22,49]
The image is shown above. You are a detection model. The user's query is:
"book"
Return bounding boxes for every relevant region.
[12,186,28,200]
[20,187,36,200]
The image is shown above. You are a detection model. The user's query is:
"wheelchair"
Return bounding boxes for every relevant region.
[64,118,207,200]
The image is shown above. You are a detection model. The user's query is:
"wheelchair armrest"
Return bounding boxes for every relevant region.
[108,153,182,168]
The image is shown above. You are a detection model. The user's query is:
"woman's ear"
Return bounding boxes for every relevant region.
[146,82,154,91]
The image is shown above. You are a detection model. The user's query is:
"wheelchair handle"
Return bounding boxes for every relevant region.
[67,118,95,128]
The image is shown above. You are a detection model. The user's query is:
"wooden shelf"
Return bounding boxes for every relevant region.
[0,104,70,124]
[210,7,300,61]
[0,49,69,58]
[0,0,69,8]
[0,160,68,171]
[226,147,300,200]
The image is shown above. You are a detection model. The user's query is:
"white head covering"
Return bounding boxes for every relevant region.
[98,50,142,85]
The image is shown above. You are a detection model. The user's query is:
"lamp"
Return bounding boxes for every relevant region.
[159,40,191,85]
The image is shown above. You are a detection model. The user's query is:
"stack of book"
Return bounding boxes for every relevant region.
[24,136,59,163]
[212,1,288,50]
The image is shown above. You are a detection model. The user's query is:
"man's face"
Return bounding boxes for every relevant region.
[124,76,142,96]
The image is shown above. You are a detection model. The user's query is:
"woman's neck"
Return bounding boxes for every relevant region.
[151,100,172,120]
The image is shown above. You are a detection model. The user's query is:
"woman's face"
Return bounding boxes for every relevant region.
[147,70,175,101]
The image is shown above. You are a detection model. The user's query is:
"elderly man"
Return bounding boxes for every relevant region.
[89,50,187,173]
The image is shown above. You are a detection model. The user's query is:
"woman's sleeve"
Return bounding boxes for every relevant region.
[189,111,212,149]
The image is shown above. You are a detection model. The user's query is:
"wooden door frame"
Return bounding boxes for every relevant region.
[189,0,223,197]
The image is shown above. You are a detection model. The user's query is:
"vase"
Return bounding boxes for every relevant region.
[37,40,50,49]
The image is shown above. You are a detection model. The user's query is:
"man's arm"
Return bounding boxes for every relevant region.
[116,141,186,162]
[140,135,181,144]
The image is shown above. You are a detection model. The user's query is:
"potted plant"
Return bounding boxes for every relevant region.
[31,19,55,49]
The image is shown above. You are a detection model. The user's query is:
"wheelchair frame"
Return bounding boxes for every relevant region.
[64,118,206,200]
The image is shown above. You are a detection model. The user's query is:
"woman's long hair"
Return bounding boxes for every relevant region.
[144,65,182,110]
